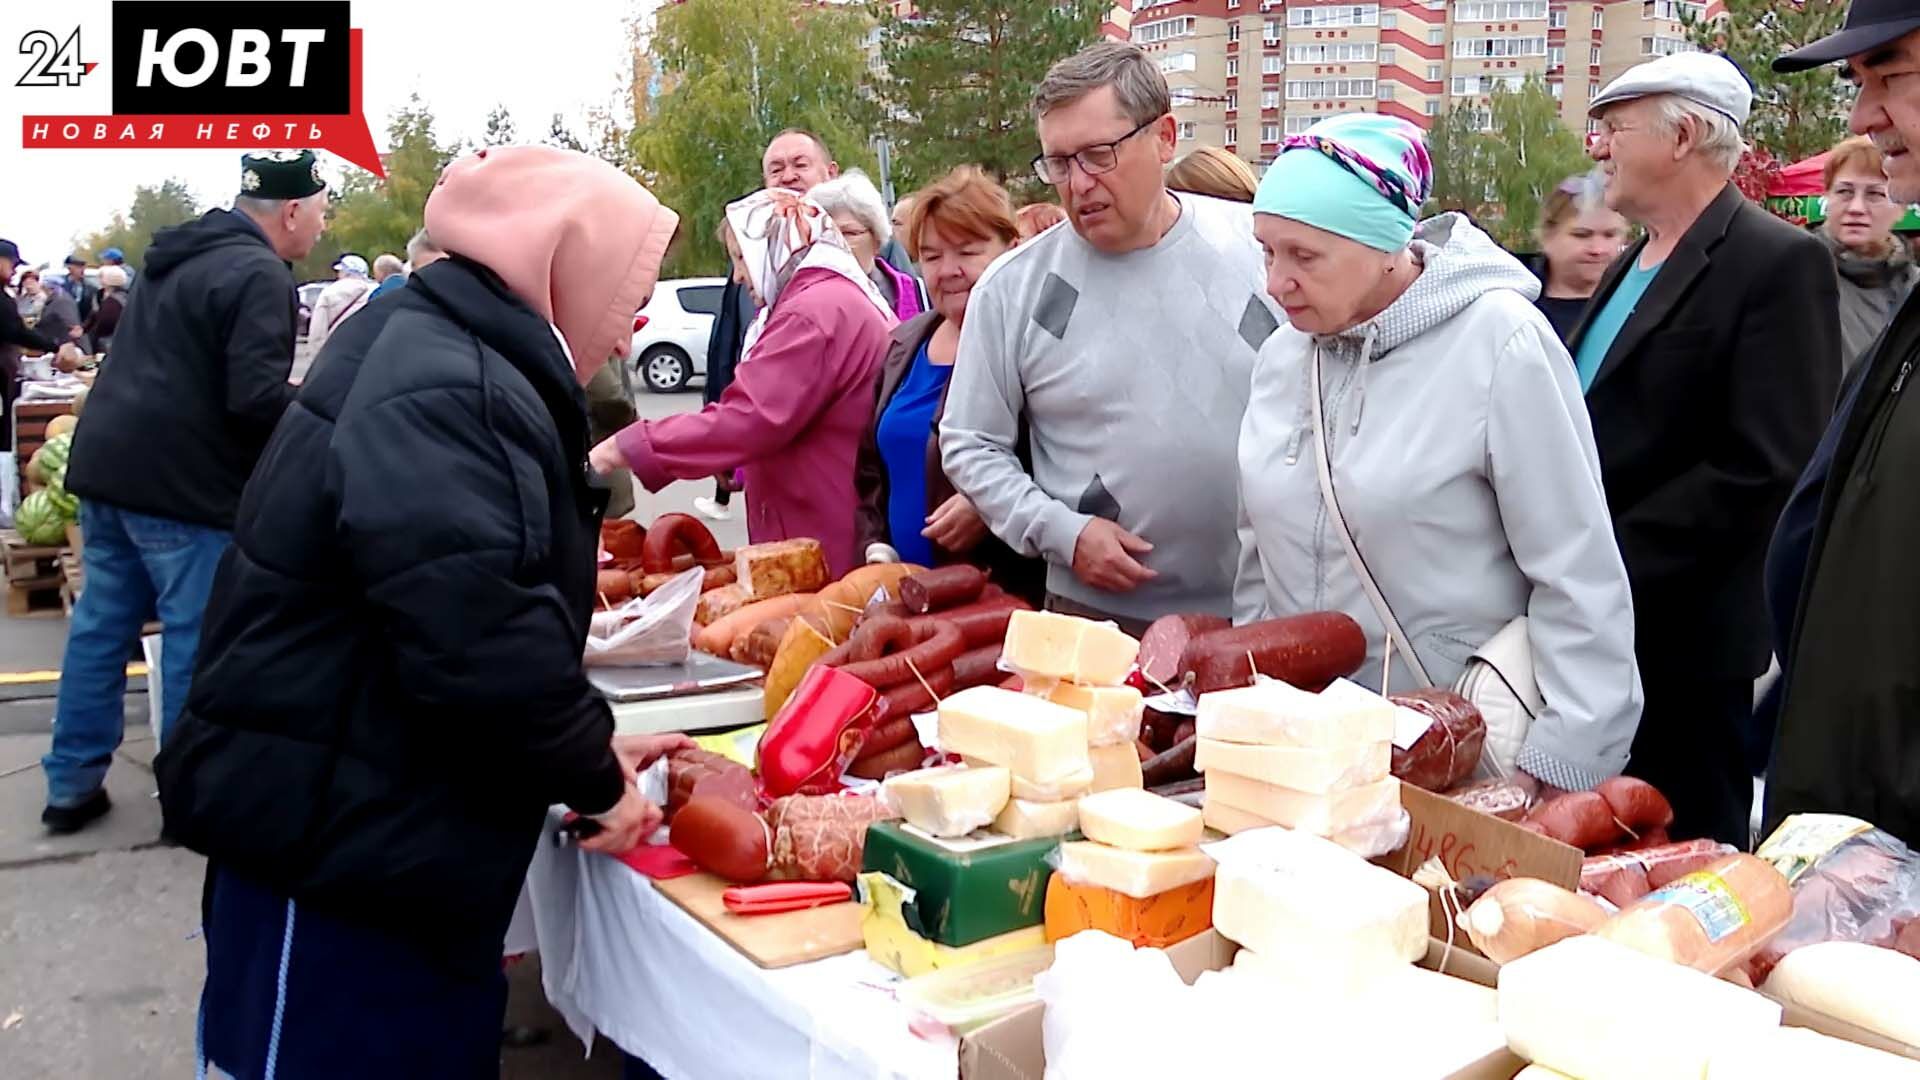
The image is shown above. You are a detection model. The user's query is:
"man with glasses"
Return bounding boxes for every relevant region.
[1566,52,1840,846]
[940,42,1279,632]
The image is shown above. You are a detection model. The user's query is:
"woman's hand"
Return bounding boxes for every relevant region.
[611,731,696,777]
[589,436,629,477]
[922,493,990,553]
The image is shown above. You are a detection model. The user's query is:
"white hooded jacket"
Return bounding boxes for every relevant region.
[1235,214,1642,789]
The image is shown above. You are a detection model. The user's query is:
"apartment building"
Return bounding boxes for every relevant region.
[1126,0,1716,169]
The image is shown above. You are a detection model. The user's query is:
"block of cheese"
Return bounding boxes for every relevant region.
[1001,609,1140,686]
[1044,869,1214,948]
[1056,840,1215,900]
[882,764,1010,838]
[1044,683,1144,746]
[1201,800,1399,857]
[862,822,1057,946]
[1706,1025,1920,1079]
[991,797,1080,840]
[1211,849,1427,982]
[1078,788,1203,851]
[1194,736,1390,794]
[968,756,1094,800]
[1088,741,1144,792]
[1205,772,1401,836]
[1195,678,1395,747]
[1763,941,1920,1047]
[937,686,1090,785]
[858,871,1047,978]
[1499,936,1782,1080]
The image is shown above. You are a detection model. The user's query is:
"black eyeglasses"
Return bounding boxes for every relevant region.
[1031,116,1162,185]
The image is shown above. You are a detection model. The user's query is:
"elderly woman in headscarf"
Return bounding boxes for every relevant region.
[590,188,896,576]
[156,147,693,1080]
[1235,114,1643,800]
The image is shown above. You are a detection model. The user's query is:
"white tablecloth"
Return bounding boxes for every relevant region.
[522,817,961,1080]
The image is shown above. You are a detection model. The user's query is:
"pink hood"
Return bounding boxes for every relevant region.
[424,146,679,384]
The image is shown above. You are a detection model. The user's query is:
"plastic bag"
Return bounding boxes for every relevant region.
[1747,814,1920,984]
[1459,878,1609,964]
[583,566,702,667]
[1035,931,1190,1080]
[1579,838,1736,908]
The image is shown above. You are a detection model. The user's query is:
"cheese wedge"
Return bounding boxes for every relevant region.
[1056,841,1215,900]
[937,686,1090,785]
[1044,683,1144,746]
[1077,788,1203,851]
[882,764,1010,838]
[1205,772,1401,837]
[1001,610,1140,686]
[1196,678,1395,747]
[991,797,1080,840]
[1194,736,1390,794]
[1088,741,1144,792]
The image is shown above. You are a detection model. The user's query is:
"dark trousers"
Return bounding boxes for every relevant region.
[200,866,507,1080]
[1623,668,1754,848]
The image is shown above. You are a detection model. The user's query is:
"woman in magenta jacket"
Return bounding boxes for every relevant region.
[589,189,895,576]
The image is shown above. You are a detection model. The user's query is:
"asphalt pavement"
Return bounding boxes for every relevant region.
[0,389,741,1078]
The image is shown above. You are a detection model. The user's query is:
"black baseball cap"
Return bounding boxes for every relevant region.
[1775,0,1920,72]
[0,239,20,263]
[64,253,86,266]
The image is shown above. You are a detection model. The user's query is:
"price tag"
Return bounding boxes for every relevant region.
[1390,704,1434,751]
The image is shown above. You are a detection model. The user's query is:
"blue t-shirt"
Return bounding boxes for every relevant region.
[876,342,953,567]
[1573,258,1663,392]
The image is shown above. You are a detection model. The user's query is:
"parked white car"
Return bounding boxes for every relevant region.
[630,277,727,393]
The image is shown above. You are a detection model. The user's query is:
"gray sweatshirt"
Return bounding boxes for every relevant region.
[1235,215,1642,790]
[940,193,1280,621]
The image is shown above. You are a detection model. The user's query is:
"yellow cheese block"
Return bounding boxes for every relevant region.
[1001,610,1140,686]
[882,764,1010,838]
[965,756,1094,800]
[1088,741,1144,792]
[1196,678,1395,747]
[991,797,1080,840]
[1055,840,1215,900]
[1194,736,1390,795]
[937,686,1090,785]
[1043,683,1144,747]
[1205,772,1401,837]
[859,871,1049,979]
[1077,788,1203,851]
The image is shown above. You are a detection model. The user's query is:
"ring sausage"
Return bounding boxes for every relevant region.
[835,617,967,690]
[1138,613,1231,687]
[905,594,1030,649]
[899,566,987,614]
[872,665,956,722]
[847,738,928,780]
[861,716,920,757]
[1178,612,1367,695]
[601,519,647,561]
[1141,734,1197,788]
[642,513,725,574]
[951,645,1005,690]
[670,795,772,882]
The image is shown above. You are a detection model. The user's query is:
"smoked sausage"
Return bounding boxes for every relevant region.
[1177,612,1367,695]
[846,738,928,780]
[871,665,956,722]
[1138,613,1230,687]
[1141,734,1198,788]
[905,593,1030,649]
[899,566,987,614]
[642,513,725,574]
[601,519,647,561]
[951,645,1005,690]
[1388,688,1487,792]
[834,617,967,690]
[670,795,772,882]
[1523,790,1622,851]
[862,716,921,757]
[1595,776,1675,832]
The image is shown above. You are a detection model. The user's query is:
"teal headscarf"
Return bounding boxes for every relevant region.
[1252,114,1434,253]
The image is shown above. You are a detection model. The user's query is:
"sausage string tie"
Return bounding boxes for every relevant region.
[903,655,943,706]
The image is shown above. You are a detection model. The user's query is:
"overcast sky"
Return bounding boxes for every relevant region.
[1,1,646,270]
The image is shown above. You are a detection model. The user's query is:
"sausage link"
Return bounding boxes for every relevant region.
[670,796,771,882]
[861,716,920,757]
[1141,734,1197,788]
[642,513,725,574]
[905,594,1030,649]
[1178,612,1367,694]
[1595,776,1675,832]
[1138,613,1231,686]
[899,566,988,614]
[872,665,956,722]
[837,618,967,689]
[847,738,928,779]
[951,645,1005,690]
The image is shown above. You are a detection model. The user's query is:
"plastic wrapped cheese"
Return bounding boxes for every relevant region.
[936,686,1089,785]
[1200,800,1410,859]
[1077,788,1203,851]
[882,764,1010,838]
[1204,772,1401,837]
[1195,678,1395,747]
[1044,683,1144,747]
[1055,841,1215,900]
[1000,610,1139,686]
[1194,736,1390,794]
[1763,942,1920,1047]
[1499,936,1782,1080]
[1706,1025,1920,1078]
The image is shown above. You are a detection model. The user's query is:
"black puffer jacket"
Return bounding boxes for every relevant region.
[65,209,297,529]
[157,257,625,976]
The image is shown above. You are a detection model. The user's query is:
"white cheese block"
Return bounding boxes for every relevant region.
[1205,772,1401,836]
[1707,1026,1920,1079]
[1077,788,1203,851]
[1194,736,1391,794]
[966,756,1093,800]
[1763,941,1920,1047]
[1499,936,1782,1080]
[936,686,1090,785]
[1202,800,1405,858]
[881,764,1010,838]
[1043,683,1144,746]
[1195,678,1396,747]
[1088,741,1144,792]
[1055,841,1215,900]
[1211,850,1427,981]
[990,797,1079,840]
[1001,609,1140,686]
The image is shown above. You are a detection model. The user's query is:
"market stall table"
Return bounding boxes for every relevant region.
[522,810,961,1080]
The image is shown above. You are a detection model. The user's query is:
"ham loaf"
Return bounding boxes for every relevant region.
[1177,612,1366,695]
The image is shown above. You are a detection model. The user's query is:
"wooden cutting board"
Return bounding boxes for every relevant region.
[654,872,864,969]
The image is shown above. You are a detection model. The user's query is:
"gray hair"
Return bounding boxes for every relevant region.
[1031,41,1171,125]
[406,228,442,264]
[1651,95,1746,174]
[809,169,892,247]
[234,190,326,220]
[372,253,406,280]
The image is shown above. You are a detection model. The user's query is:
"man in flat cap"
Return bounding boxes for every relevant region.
[1765,4,1920,846]
[42,150,328,834]
[1566,54,1842,846]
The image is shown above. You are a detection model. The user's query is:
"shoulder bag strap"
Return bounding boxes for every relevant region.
[1310,350,1435,687]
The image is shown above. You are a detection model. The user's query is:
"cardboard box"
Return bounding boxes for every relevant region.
[1384,784,1583,957]
[958,932,1525,1080]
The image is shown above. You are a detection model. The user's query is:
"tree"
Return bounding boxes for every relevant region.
[294,95,460,280]
[630,0,876,276]
[1688,0,1850,162]
[1426,77,1593,250]
[77,179,202,268]
[871,0,1106,195]
[483,103,518,146]
[546,113,589,153]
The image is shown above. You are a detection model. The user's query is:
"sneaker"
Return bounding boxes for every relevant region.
[693,496,731,522]
[41,789,112,835]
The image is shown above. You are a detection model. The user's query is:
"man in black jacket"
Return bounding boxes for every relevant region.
[40,151,327,833]
[57,253,98,323]
[1766,4,1920,846]
[1570,54,1842,845]
[1,239,60,451]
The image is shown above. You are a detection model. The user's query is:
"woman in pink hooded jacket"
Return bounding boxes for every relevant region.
[590,189,896,576]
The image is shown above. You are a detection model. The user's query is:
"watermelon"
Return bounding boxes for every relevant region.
[15,490,66,545]
[35,433,71,483]
[44,472,78,518]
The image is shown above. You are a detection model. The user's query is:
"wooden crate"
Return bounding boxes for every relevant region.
[2,529,65,584]
[6,574,64,618]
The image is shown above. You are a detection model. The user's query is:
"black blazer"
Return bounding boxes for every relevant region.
[1567,184,1842,679]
